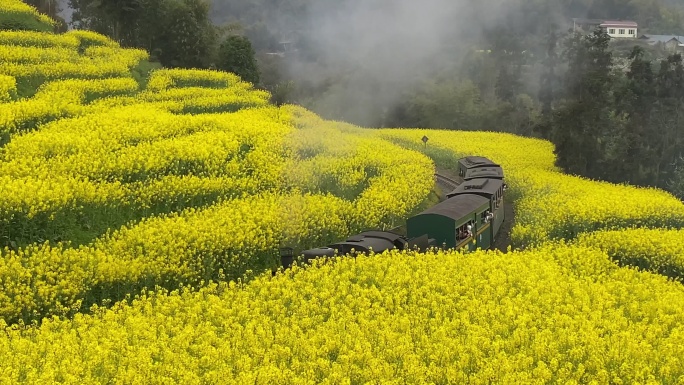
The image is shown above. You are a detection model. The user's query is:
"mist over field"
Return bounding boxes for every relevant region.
[283,0,517,125]
[210,0,548,126]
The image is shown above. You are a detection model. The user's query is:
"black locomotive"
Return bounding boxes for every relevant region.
[282,156,506,269]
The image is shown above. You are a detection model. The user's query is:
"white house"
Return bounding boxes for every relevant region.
[572,18,638,38]
[600,20,638,38]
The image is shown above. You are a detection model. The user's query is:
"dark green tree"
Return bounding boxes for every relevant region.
[533,29,560,139]
[551,28,615,178]
[539,30,559,117]
[69,0,217,69]
[652,54,684,186]
[153,0,217,68]
[495,63,522,103]
[216,35,260,85]
[617,46,656,184]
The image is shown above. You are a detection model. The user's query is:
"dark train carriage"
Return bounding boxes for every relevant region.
[447,178,505,239]
[406,194,490,250]
[324,231,408,254]
[292,231,429,268]
[457,156,500,179]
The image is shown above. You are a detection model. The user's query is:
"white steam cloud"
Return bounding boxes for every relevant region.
[276,0,518,126]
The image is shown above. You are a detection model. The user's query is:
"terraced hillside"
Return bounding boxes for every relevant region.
[1,1,684,383]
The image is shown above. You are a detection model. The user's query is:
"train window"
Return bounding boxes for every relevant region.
[457,222,472,240]
[481,210,495,224]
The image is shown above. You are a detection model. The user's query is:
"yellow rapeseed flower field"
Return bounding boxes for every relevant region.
[577,228,684,281]
[0,21,434,322]
[0,30,79,48]
[0,74,16,102]
[379,129,684,246]
[2,2,684,382]
[2,246,684,383]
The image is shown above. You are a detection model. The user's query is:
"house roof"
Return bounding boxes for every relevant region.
[600,20,638,27]
[639,34,684,45]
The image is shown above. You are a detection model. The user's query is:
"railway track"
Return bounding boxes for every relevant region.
[434,173,460,190]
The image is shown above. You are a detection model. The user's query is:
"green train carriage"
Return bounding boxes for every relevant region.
[406,177,505,250]
[447,178,505,243]
[290,156,506,268]
[405,194,490,251]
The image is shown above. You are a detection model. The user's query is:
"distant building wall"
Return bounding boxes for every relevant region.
[601,22,638,38]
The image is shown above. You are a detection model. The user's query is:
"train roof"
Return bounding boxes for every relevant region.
[459,156,499,169]
[414,194,489,221]
[447,178,504,199]
[330,231,407,254]
[464,166,504,180]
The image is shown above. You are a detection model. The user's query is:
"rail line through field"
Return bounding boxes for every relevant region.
[434,173,460,190]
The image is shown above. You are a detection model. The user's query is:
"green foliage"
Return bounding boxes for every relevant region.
[0,9,53,33]
[217,35,260,85]
[21,0,67,31]
[130,60,163,89]
[550,28,616,178]
[668,157,684,200]
[390,79,488,130]
[69,0,218,69]
[546,27,684,196]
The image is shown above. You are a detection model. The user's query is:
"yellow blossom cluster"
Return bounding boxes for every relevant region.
[510,170,684,246]
[0,78,140,134]
[576,228,684,281]
[64,30,120,48]
[0,28,147,95]
[0,106,291,225]
[0,30,80,48]
[0,138,432,322]
[146,68,251,91]
[0,193,354,323]
[0,48,148,81]
[0,100,432,323]
[379,129,684,246]
[0,44,80,64]
[0,74,16,102]
[2,245,684,383]
[285,107,435,227]
[0,29,117,50]
[0,81,433,320]
[94,86,271,114]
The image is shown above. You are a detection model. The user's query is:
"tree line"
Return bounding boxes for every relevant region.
[36,0,260,83]
[541,28,684,198]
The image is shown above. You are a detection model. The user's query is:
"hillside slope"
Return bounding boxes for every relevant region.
[1,1,684,383]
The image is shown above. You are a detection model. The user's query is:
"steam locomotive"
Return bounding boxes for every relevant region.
[281,156,506,269]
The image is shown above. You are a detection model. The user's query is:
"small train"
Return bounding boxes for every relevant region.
[281,156,506,269]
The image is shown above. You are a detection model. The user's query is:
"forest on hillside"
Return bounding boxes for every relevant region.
[22,0,684,198]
